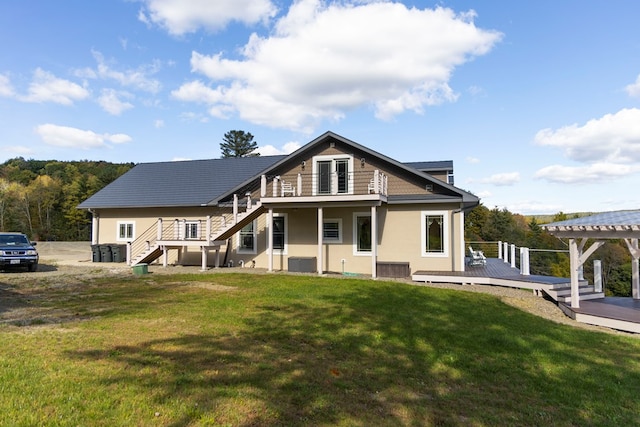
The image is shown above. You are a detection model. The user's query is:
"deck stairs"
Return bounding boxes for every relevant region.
[130,202,266,266]
[541,282,605,303]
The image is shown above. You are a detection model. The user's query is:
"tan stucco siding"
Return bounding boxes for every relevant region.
[224,204,464,274]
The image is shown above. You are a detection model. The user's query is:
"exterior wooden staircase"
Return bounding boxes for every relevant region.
[541,282,605,303]
[129,202,265,266]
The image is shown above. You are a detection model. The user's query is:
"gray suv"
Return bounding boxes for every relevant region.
[0,232,38,272]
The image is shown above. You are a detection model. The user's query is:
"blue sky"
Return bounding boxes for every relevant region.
[1,0,640,215]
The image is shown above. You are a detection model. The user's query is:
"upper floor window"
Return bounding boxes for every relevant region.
[313,155,354,195]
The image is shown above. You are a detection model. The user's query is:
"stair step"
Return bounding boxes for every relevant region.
[547,286,594,297]
[556,291,605,303]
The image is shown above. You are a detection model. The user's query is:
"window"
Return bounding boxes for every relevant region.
[238,221,256,254]
[313,155,353,195]
[447,171,454,185]
[185,221,199,239]
[323,218,342,243]
[117,221,134,241]
[421,211,449,257]
[269,213,288,254]
[353,213,371,255]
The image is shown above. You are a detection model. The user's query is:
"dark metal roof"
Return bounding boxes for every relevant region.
[404,160,453,172]
[543,210,640,228]
[78,155,285,209]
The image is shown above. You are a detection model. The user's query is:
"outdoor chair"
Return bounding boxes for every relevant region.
[281,181,296,197]
[468,246,487,266]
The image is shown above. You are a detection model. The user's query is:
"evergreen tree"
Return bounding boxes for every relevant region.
[220,130,259,158]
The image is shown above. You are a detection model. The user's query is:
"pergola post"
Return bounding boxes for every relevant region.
[317,207,323,275]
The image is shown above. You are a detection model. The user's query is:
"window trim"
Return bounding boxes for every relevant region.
[116,221,135,242]
[323,218,343,244]
[237,220,257,254]
[421,210,449,258]
[312,154,354,195]
[353,212,372,256]
[268,213,288,255]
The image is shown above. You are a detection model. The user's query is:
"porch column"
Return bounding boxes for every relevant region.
[317,207,323,275]
[91,212,99,245]
[569,238,580,308]
[371,205,377,279]
[201,246,208,271]
[157,218,163,241]
[267,208,274,272]
[162,246,168,267]
[593,260,602,293]
[215,248,220,268]
[205,215,211,244]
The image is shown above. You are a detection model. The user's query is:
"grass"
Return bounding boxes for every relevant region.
[1,272,639,426]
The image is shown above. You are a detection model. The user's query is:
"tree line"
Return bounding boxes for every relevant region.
[465,204,633,297]
[0,157,133,241]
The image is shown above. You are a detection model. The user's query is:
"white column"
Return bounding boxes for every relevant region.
[233,194,238,224]
[261,175,267,197]
[632,239,640,299]
[201,247,207,271]
[297,173,302,196]
[157,218,163,241]
[569,238,580,308]
[215,248,220,268]
[371,205,377,279]
[91,212,99,245]
[317,207,323,275]
[458,210,465,272]
[510,244,516,269]
[521,247,530,276]
[205,215,211,244]
[498,241,502,260]
[267,208,273,272]
[162,246,168,267]
[593,260,602,293]
[503,242,509,264]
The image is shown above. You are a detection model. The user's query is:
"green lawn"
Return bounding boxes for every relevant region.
[1,272,639,426]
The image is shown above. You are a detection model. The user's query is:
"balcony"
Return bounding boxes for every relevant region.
[259,169,388,205]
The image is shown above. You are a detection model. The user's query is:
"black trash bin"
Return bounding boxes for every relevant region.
[99,245,113,262]
[110,244,126,263]
[91,244,101,262]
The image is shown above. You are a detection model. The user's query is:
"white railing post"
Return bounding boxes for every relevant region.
[510,244,516,268]
[520,247,530,275]
[261,175,267,197]
[503,242,509,264]
[126,242,131,265]
[498,241,502,260]
[594,260,602,293]
[181,219,186,240]
[297,173,302,196]
[246,192,252,210]
[206,215,211,244]
[331,172,338,195]
[173,219,179,240]
[157,218,163,241]
[272,176,279,197]
[374,170,380,194]
[233,194,238,224]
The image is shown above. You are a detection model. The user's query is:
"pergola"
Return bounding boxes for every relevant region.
[542,210,640,308]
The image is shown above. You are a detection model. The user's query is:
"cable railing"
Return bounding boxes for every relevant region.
[466,240,570,276]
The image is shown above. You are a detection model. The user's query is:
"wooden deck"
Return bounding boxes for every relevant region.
[413,258,640,334]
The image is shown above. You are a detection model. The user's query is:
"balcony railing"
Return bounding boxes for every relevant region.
[260,169,388,198]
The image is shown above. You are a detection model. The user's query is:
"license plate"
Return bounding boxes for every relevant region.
[10,259,20,264]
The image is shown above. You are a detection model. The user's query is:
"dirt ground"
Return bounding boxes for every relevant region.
[0,245,635,337]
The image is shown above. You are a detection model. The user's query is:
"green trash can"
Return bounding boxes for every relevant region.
[99,245,112,262]
[110,244,126,263]
[132,263,148,275]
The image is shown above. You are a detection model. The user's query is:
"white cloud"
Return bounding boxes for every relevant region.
[75,50,162,94]
[257,141,301,156]
[534,108,640,164]
[465,156,480,164]
[98,89,134,115]
[35,124,131,149]
[505,201,563,215]
[138,0,278,35]
[534,162,640,184]
[477,172,520,186]
[625,74,640,98]
[20,68,89,105]
[534,108,640,183]
[0,74,15,97]
[154,119,165,128]
[1,145,34,156]
[177,2,501,132]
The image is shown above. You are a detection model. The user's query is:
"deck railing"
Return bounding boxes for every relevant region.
[260,169,388,198]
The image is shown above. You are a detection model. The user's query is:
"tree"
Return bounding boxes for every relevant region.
[220,130,259,158]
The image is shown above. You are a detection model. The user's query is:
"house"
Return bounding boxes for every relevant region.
[78,131,479,277]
